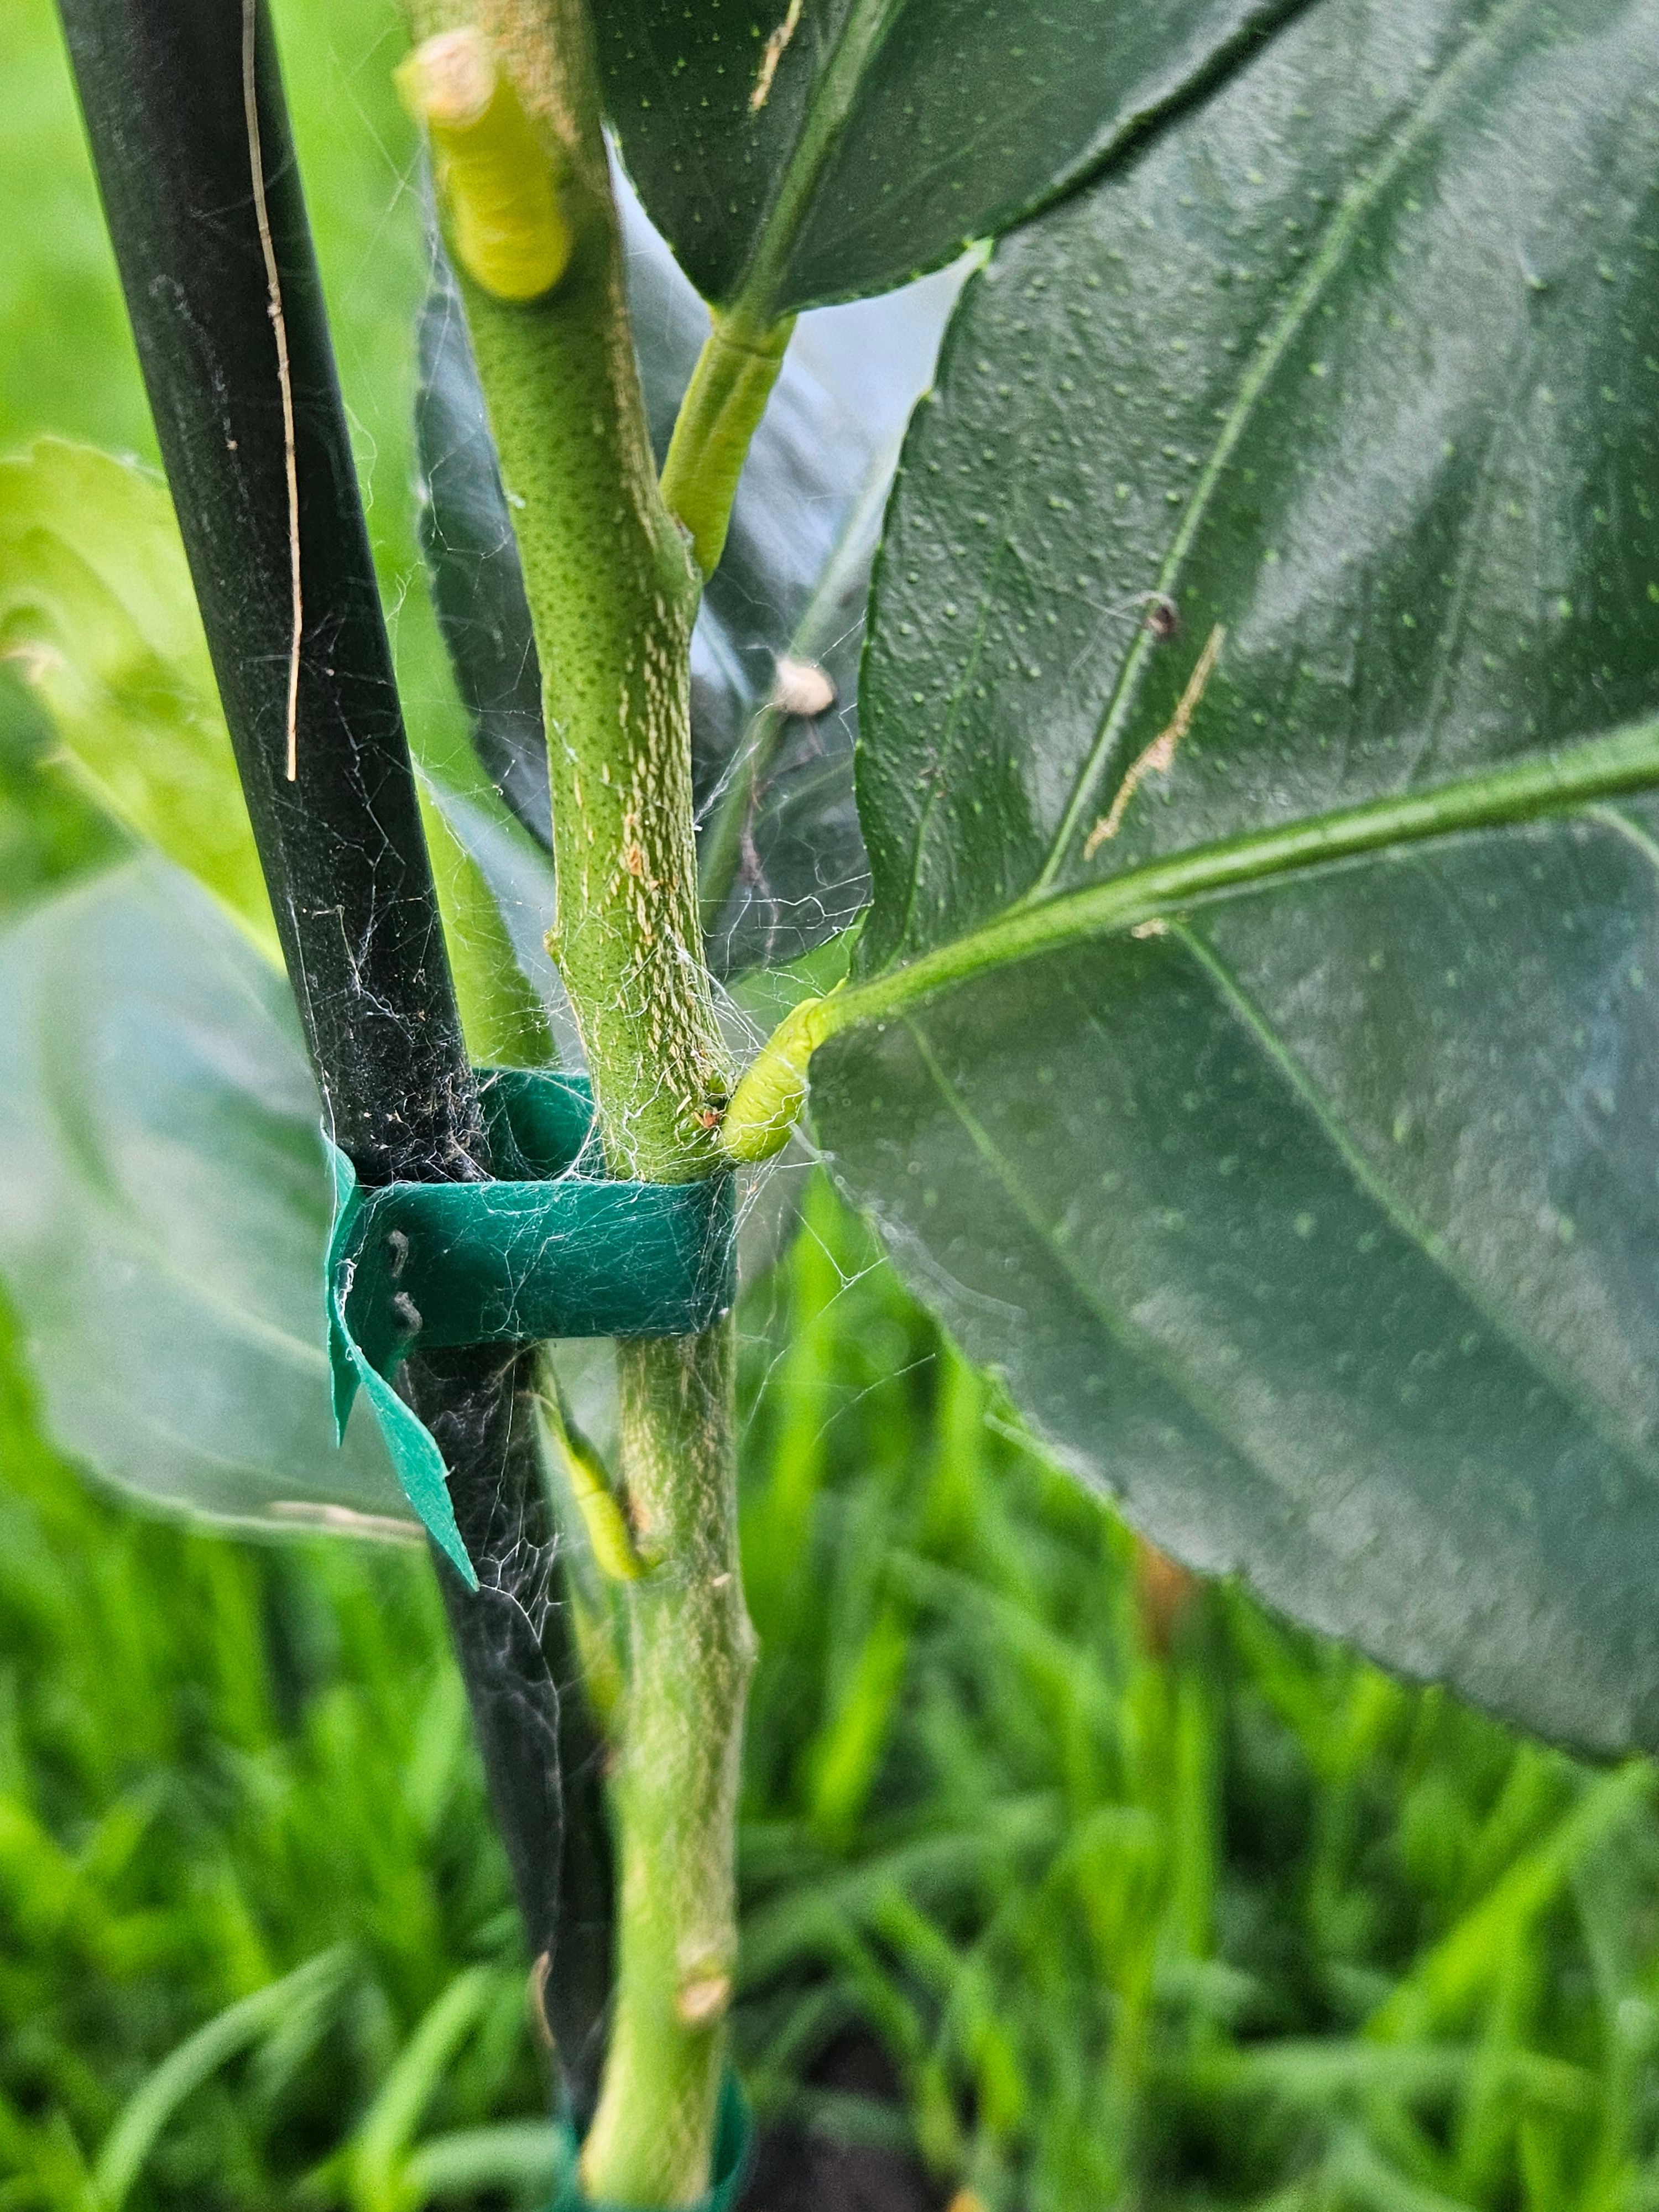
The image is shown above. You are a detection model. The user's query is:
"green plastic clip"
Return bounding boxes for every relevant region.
[548,2072,752,2211]
[326,1068,736,1587]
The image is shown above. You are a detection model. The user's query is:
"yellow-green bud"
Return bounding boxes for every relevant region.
[397,29,571,304]
[561,1427,647,1582]
[719,992,836,1164]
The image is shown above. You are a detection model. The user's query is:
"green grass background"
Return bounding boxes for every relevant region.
[5,1,1659,2205]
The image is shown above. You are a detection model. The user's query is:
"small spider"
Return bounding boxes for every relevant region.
[1060,589,1182,696]
[1142,593,1180,641]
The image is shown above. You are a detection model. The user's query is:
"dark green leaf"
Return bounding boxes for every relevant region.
[0,857,408,1532]
[817,0,1659,1751]
[415,262,551,847]
[596,0,1309,315]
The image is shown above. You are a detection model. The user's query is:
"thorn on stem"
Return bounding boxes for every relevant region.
[242,0,301,782]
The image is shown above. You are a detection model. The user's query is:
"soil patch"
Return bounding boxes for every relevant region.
[740,2031,945,2212]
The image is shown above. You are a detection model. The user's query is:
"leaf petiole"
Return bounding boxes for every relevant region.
[722,709,1659,1160]
[661,305,795,578]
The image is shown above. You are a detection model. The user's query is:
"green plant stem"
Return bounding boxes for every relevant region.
[653,0,913,591]
[458,262,722,1172]
[645,0,896,602]
[430,2,754,2197]
[581,1322,751,2203]
[449,0,726,1180]
[660,306,794,578]
[724,0,902,329]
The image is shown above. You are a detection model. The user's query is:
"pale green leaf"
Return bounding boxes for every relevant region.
[0,440,278,962]
[0,438,550,1067]
[0,858,409,1533]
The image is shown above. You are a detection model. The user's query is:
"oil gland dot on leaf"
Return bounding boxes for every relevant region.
[396,29,570,303]
[770,655,836,718]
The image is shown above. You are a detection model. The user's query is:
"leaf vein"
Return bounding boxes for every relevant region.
[1034,0,1537,892]
[1175,915,1657,1483]
[902,1015,1346,1520]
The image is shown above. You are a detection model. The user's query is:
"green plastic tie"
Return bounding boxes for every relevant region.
[326,1068,736,1588]
[548,2071,752,2211]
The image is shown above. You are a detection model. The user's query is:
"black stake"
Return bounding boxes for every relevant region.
[57,0,610,2117]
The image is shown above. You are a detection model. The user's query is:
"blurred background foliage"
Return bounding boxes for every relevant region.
[4,0,1659,2206]
[8,1185,1659,2210]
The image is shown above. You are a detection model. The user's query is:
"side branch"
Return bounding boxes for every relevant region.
[410,0,728,1183]
[661,306,795,578]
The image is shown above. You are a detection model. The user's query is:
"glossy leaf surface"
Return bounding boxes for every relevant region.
[417,189,960,973]
[817,0,1659,1752]
[0,858,407,1531]
[595,0,1306,314]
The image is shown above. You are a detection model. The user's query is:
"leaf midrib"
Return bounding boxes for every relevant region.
[735,0,909,324]
[904,948,1659,1598]
[1031,0,1535,895]
[904,1017,1311,1515]
[898,1015,1601,1602]
[821,711,1659,1040]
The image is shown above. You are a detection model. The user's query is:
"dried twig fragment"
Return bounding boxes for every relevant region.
[1083,622,1225,858]
[242,0,301,781]
[751,0,804,111]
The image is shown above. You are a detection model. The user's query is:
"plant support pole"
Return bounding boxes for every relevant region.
[408,1348,614,2115]
[56,0,609,2117]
